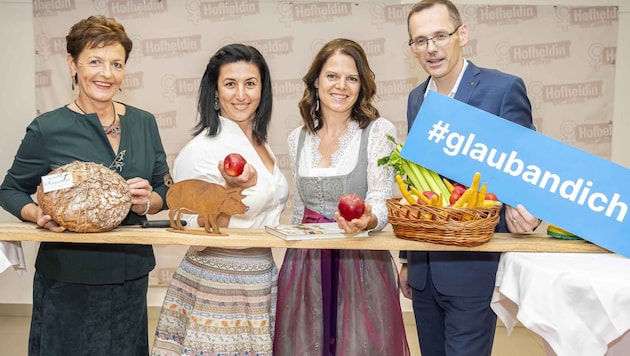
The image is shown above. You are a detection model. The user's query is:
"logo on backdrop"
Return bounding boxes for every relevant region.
[137,35,202,59]
[496,40,571,69]
[376,79,416,101]
[474,5,538,26]
[122,72,144,91]
[463,39,478,58]
[278,2,353,25]
[310,39,325,54]
[239,36,293,58]
[369,4,413,28]
[155,111,178,130]
[556,6,618,30]
[275,153,291,170]
[35,33,66,60]
[589,44,616,71]
[527,117,611,156]
[392,121,407,139]
[528,80,603,108]
[33,0,75,17]
[186,0,259,24]
[542,80,603,105]
[359,38,386,57]
[556,119,612,149]
[161,74,201,102]
[283,114,303,136]
[273,79,303,101]
[35,70,52,88]
[574,122,612,146]
[95,0,167,19]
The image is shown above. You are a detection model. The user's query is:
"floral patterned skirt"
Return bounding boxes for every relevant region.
[152,248,277,356]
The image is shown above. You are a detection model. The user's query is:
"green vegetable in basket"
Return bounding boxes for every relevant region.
[378,134,450,206]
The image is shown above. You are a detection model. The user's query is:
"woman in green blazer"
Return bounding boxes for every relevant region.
[0,15,170,356]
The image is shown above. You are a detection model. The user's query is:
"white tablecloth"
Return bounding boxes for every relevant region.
[491,252,630,356]
[0,241,26,276]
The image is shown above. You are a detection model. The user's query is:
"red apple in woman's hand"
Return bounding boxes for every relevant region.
[223,153,247,177]
[337,194,365,221]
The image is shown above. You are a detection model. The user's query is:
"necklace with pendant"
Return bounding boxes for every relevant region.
[74,100,121,136]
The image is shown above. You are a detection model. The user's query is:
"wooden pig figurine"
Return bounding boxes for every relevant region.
[166,179,247,235]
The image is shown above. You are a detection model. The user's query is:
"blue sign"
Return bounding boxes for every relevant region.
[401,91,629,257]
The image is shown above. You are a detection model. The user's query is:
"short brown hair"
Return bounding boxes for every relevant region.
[407,0,462,38]
[66,15,132,62]
[299,38,380,134]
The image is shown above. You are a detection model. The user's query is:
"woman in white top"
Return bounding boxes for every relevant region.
[152,44,288,356]
[273,38,410,356]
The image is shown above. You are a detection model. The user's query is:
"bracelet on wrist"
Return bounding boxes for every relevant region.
[139,199,151,216]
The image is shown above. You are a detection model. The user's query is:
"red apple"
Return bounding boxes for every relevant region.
[485,192,498,201]
[337,194,365,221]
[449,189,464,205]
[422,191,438,201]
[453,183,467,193]
[223,153,247,177]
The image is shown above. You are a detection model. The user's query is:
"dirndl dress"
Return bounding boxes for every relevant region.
[273,123,409,355]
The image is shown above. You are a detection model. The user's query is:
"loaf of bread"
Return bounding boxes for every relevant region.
[36,161,132,232]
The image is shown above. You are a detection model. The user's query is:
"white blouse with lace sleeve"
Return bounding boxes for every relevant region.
[287,118,397,231]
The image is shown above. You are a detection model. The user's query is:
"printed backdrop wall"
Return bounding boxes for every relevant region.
[32,1,617,286]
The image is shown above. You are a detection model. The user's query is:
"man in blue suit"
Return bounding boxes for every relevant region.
[399,1,542,355]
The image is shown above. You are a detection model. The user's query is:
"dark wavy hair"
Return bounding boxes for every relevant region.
[194,44,273,145]
[66,15,132,87]
[299,38,379,134]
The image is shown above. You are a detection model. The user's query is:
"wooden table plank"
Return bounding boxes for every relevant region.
[0,222,608,253]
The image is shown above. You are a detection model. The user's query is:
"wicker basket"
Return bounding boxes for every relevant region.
[386,198,501,247]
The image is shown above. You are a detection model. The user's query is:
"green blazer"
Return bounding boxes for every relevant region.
[0,104,171,284]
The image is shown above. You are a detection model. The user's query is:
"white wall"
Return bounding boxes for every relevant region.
[0,0,38,303]
[1,0,629,309]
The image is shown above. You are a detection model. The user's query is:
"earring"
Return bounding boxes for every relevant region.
[71,74,76,91]
[315,90,320,112]
[213,92,219,111]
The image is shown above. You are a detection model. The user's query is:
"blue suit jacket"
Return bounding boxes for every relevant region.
[402,61,534,296]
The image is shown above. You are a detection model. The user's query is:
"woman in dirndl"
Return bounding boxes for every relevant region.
[273,38,410,356]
